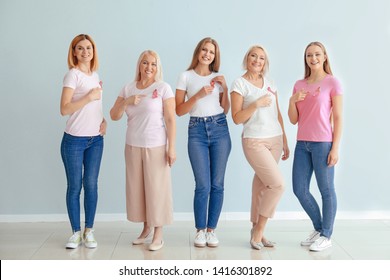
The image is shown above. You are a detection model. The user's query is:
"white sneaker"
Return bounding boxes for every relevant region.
[309,236,332,251]
[301,230,321,246]
[194,230,206,247]
[84,229,97,249]
[66,231,82,249]
[206,231,219,247]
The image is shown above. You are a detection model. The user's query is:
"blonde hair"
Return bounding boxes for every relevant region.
[67,34,99,71]
[242,45,269,76]
[134,50,163,82]
[187,37,221,72]
[304,41,333,78]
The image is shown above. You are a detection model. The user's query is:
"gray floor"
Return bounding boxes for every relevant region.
[1,219,390,260]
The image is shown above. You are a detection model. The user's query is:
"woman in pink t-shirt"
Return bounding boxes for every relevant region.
[110,50,176,251]
[288,42,343,252]
[60,34,107,250]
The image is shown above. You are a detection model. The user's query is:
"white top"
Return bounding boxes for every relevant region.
[119,81,174,148]
[62,68,103,136]
[231,76,282,139]
[176,70,224,117]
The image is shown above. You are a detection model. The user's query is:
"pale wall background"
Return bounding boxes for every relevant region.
[1,0,389,220]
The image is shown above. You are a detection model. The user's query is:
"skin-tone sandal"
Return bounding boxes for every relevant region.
[149,240,164,251]
[261,239,275,248]
[250,228,263,250]
[132,230,153,245]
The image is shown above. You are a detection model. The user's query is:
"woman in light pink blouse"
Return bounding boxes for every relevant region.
[60,34,107,250]
[110,50,176,251]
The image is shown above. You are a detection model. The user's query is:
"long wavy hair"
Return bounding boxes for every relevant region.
[187,37,221,72]
[304,41,332,79]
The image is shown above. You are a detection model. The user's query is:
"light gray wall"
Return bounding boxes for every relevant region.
[1,0,389,216]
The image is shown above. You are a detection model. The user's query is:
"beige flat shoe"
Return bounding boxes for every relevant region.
[250,228,263,250]
[132,231,153,245]
[262,239,275,248]
[149,240,164,251]
[250,239,263,250]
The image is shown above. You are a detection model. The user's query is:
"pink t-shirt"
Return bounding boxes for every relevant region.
[292,75,342,142]
[119,81,174,148]
[63,68,103,136]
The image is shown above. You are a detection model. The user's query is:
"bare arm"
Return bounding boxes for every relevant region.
[328,95,343,166]
[99,118,107,136]
[60,86,101,116]
[275,93,290,160]
[175,86,214,116]
[110,95,146,121]
[288,90,307,124]
[164,97,176,167]
[230,92,272,124]
[213,75,230,114]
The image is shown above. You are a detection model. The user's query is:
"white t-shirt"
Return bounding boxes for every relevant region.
[119,81,174,148]
[63,68,103,136]
[231,76,282,139]
[176,70,224,117]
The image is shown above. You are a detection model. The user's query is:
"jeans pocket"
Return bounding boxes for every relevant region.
[214,118,227,127]
[188,120,198,129]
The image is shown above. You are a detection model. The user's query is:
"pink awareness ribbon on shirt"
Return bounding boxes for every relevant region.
[267,87,276,95]
[152,89,158,99]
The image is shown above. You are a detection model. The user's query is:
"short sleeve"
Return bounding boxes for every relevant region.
[119,85,127,98]
[176,71,188,91]
[330,77,343,97]
[63,70,77,89]
[230,78,244,97]
[160,82,174,100]
[119,81,135,99]
[292,80,300,96]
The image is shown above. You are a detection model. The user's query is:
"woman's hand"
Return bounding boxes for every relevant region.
[281,135,290,161]
[254,94,272,108]
[195,86,214,99]
[88,87,102,101]
[211,75,227,90]
[290,89,307,103]
[99,119,107,136]
[327,148,339,166]
[166,147,176,167]
[126,94,146,105]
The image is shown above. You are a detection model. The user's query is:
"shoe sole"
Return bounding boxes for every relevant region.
[194,243,206,248]
[149,241,164,251]
[206,243,219,248]
[132,239,146,245]
[85,241,97,249]
[310,244,332,252]
[66,244,80,249]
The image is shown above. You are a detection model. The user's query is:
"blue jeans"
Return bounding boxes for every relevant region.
[61,133,104,232]
[188,113,231,230]
[292,141,337,238]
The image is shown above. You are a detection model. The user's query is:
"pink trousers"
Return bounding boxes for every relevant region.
[242,136,285,222]
[125,145,173,227]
